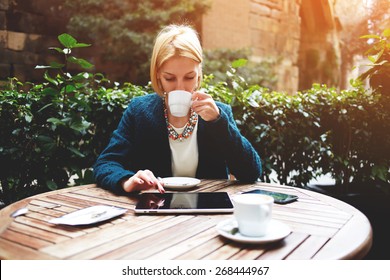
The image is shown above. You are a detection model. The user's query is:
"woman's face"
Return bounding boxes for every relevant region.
[158,56,200,94]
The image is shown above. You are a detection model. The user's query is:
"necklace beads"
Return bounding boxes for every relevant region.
[163,100,198,141]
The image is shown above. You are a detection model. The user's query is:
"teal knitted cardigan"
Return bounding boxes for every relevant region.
[93,93,262,193]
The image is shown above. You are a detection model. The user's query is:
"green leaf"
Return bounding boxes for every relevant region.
[229,227,239,235]
[49,61,65,69]
[41,87,58,96]
[47,118,64,126]
[67,147,85,158]
[46,180,58,191]
[248,99,260,108]
[49,47,65,54]
[74,43,91,48]
[36,135,56,151]
[382,29,390,37]
[43,71,59,86]
[360,34,381,39]
[232,59,248,68]
[372,165,388,181]
[58,34,91,49]
[73,72,91,82]
[232,81,240,91]
[368,55,377,63]
[61,84,77,94]
[70,119,91,132]
[58,33,78,48]
[24,114,32,123]
[67,56,94,69]
[37,103,53,113]
[35,65,51,69]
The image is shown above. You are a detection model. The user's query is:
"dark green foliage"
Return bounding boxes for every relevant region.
[203,48,278,90]
[359,29,390,95]
[0,34,151,204]
[64,0,210,85]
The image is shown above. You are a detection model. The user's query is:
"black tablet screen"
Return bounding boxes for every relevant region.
[135,192,234,214]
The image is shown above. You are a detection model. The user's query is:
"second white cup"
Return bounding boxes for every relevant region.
[168,90,192,117]
[233,193,274,237]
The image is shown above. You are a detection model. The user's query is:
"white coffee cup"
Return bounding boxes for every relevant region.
[233,193,274,237]
[168,90,192,117]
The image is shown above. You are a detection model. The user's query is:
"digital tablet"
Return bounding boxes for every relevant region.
[134,192,234,214]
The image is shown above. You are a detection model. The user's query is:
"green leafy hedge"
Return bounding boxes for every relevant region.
[206,66,390,193]
[1,34,389,205]
[0,78,150,204]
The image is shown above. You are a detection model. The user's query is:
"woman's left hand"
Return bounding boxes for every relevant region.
[191,91,220,121]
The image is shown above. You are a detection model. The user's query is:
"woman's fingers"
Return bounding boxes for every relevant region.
[156,182,165,193]
[137,178,144,184]
[192,91,220,121]
[129,170,165,193]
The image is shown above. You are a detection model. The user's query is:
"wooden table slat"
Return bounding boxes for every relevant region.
[286,235,329,260]
[118,216,218,259]
[0,228,54,249]
[74,188,139,206]
[41,215,190,259]
[58,192,136,210]
[66,216,180,260]
[272,212,347,228]
[312,214,373,259]
[272,208,349,224]
[0,238,58,260]
[203,241,244,260]
[256,232,308,260]
[8,221,71,243]
[176,236,226,260]
[4,216,87,238]
[281,219,339,237]
[146,226,221,260]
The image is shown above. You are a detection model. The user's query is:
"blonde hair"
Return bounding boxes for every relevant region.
[150,24,203,95]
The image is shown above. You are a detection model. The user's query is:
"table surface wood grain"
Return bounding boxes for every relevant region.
[0,180,372,260]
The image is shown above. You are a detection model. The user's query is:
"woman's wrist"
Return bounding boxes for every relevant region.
[120,177,134,192]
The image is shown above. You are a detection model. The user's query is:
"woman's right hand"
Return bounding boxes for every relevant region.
[121,169,165,193]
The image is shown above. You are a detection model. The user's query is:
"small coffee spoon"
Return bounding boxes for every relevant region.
[10,204,61,218]
[10,207,28,218]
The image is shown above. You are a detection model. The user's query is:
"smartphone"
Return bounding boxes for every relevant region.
[242,189,298,204]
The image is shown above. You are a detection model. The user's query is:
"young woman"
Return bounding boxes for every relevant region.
[93,24,262,194]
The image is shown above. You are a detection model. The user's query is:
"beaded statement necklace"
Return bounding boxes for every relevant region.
[163,99,198,141]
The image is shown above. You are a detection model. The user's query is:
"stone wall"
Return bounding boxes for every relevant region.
[202,0,302,93]
[0,0,68,82]
[202,0,345,93]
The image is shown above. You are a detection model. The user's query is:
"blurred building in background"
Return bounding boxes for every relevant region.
[0,0,375,93]
[201,0,370,92]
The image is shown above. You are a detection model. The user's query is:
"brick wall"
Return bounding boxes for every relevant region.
[202,0,302,93]
[201,0,251,50]
[0,0,69,82]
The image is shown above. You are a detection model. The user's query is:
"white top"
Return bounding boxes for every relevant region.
[169,121,199,177]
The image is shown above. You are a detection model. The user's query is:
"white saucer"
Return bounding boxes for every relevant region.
[49,205,127,226]
[216,219,291,244]
[162,177,201,190]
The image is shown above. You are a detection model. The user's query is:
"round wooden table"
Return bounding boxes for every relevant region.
[0,180,372,260]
